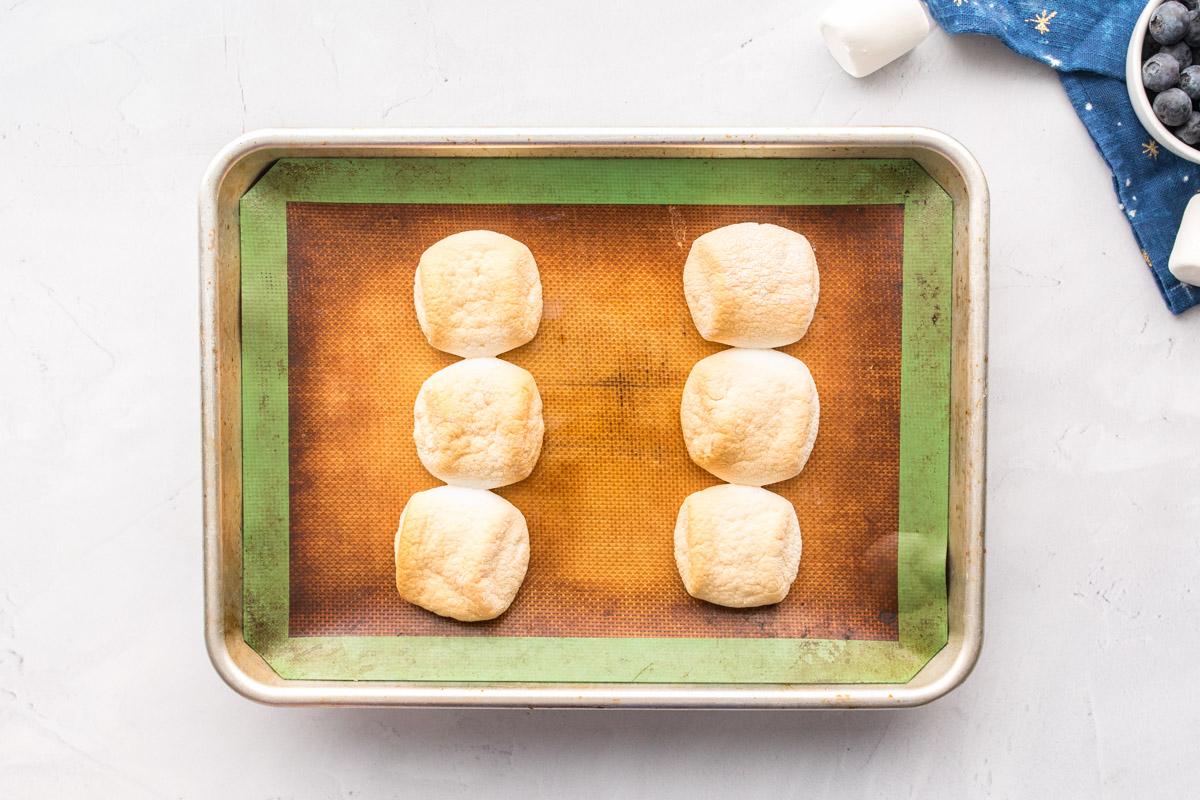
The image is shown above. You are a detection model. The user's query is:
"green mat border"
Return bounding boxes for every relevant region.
[239,157,952,684]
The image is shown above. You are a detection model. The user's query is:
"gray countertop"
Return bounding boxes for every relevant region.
[2,1,1198,796]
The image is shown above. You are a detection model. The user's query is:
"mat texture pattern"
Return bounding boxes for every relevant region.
[285,202,903,640]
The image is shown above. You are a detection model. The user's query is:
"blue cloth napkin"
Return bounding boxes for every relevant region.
[928,0,1200,314]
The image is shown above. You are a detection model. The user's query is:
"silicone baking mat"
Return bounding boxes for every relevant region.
[240,157,952,683]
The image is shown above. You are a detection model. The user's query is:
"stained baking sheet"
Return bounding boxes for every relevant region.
[240,157,951,683]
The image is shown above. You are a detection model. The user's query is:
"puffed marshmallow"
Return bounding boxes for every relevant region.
[683,222,820,349]
[674,484,802,608]
[395,486,530,621]
[820,0,931,79]
[680,348,820,487]
[413,357,544,490]
[414,230,542,357]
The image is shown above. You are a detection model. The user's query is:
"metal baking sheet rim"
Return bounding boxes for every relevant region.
[199,128,988,709]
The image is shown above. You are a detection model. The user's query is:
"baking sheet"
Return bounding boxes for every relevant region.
[240,157,951,683]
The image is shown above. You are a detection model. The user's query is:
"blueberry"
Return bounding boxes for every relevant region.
[1186,11,1200,46]
[1155,87,1193,126]
[1181,64,1200,98]
[1151,1,1191,45]
[1176,111,1200,145]
[1144,52,1182,91]
[1161,41,1195,68]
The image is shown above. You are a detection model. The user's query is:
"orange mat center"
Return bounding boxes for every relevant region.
[286,202,903,640]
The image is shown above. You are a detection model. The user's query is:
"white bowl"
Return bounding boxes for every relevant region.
[1128,0,1200,163]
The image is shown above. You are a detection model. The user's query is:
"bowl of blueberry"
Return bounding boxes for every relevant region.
[1130,0,1200,162]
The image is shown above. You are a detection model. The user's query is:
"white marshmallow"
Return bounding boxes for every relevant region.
[415,230,542,358]
[820,0,932,79]
[674,484,802,608]
[1170,193,1200,287]
[680,348,820,487]
[395,486,530,621]
[683,222,820,348]
[413,357,544,490]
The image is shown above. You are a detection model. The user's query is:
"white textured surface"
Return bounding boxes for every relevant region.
[2,1,1199,796]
